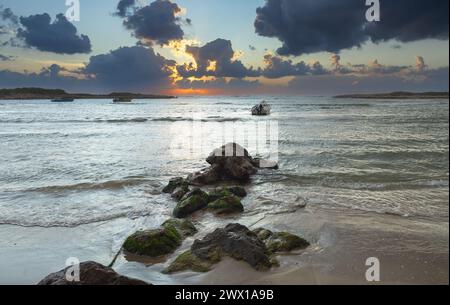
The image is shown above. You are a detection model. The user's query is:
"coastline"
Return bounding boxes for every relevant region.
[0,88,177,100]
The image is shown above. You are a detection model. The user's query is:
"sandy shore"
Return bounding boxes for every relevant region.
[1,204,447,285]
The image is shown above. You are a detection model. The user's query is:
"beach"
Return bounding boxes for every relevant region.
[0,96,448,285]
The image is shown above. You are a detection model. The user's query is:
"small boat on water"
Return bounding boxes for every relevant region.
[251,101,271,115]
[51,98,74,103]
[113,97,133,103]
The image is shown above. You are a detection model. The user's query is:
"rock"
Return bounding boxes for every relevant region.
[162,218,197,238]
[253,228,310,254]
[123,226,182,257]
[163,177,187,194]
[251,101,271,116]
[205,143,257,181]
[163,251,213,274]
[187,165,221,186]
[171,185,190,201]
[173,188,209,218]
[191,223,273,271]
[227,186,247,198]
[38,261,149,285]
[208,195,244,215]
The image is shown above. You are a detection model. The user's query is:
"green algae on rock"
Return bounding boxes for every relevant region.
[207,195,244,215]
[173,188,209,218]
[162,218,198,238]
[163,177,188,194]
[253,228,310,253]
[163,251,213,274]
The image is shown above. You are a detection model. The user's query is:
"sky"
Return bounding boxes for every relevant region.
[0,0,448,95]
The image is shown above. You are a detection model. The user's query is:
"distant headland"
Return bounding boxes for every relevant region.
[0,88,177,100]
[334,92,449,99]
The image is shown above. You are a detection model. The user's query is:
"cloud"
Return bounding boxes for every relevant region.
[84,46,175,92]
[0,6,19,36]
[17,13,92,54]
[177,38,260,78]
[0,54,13,61]
[122,0,186,45]
[255,0,449,56]
[115,0,137,17]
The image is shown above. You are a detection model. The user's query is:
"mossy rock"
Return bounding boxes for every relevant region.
[208,187,247,203]
[173,188,209,218]
[163,251,213,274]
[266,232,310,253]
[253,228,274,241]
[162,218,197,238]
[163,177,188,194]
[207,196,244,215]
[123,226,182,257]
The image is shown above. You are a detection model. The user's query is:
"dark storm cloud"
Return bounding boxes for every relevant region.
[84,46,175,91]
[177,38,260,78]
[0,6,18,25]
[115,0,137,17]
[255,0,449,56]
[17,13,92,54]
[123,0,185,45]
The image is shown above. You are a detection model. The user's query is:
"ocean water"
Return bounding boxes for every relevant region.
[0,96,448,284]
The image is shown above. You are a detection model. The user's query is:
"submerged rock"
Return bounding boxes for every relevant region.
[38,261,149,285]
[252,158,279,169]
[253,228,310,253]
[123,219,197,257]
[207,195,244,215]
[163,251,213,274]
[191,223,273,271]
[208,186,247,202]
[173,188,209,218]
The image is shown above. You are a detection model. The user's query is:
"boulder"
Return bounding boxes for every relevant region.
[191,223,273,271]
[207,195,244,215]
[123,226,182,257]
[38,261,149,285]
[173,188,210,218]
[252,158,279,169]
[187,165,221,186]
[206,143,257,181]
[253,228,310,254]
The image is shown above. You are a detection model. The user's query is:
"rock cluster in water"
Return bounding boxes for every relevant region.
[38,143,307,284]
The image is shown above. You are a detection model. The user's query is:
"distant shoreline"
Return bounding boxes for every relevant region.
[0,88,177,100]
[334,91,449,99]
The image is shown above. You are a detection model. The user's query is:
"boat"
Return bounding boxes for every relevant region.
[251,101,271,115]
[51,98,74,103]
[113,97,133,103]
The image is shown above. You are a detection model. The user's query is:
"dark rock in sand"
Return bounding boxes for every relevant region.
[187,165,221,186]
[173,188,210,218]
[163,177,188,194]
[191,223,273,271]
[253,228,310,253]
[38,261,149,285]
[207,195,244,215]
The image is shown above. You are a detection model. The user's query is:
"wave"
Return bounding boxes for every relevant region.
[151,117,243,123]
[26,178,151,193]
